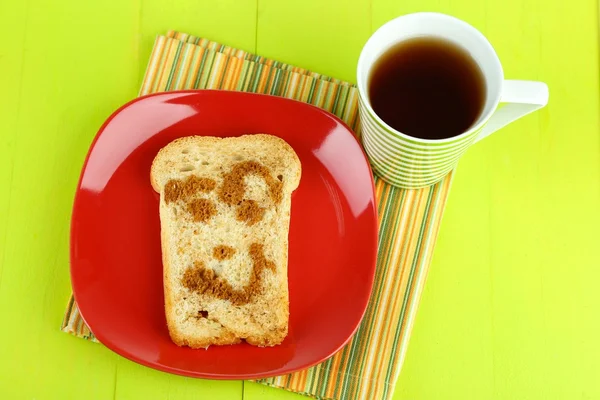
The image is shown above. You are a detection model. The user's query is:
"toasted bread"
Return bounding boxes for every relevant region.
[151,134,301,348]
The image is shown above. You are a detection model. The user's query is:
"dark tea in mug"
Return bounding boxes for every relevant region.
[368,36,486,140]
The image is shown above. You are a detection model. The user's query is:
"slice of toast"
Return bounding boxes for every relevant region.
[151,134,301,348]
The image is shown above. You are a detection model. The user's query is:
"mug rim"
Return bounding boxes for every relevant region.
[357,11,505,145]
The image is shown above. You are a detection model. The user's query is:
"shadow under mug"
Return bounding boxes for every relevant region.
[357,12,549,188]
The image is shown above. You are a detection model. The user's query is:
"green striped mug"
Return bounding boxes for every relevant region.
[357,12,549,188]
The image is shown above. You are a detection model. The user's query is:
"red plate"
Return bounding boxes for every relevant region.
[71,90,378,379]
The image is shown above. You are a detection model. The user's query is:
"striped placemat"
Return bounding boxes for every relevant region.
[62,31,453,400]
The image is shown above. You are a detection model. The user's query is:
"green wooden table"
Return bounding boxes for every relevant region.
[1,0,599,399]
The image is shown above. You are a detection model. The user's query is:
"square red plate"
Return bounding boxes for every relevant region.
[70,90,378,379]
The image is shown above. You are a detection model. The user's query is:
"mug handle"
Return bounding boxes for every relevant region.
[474,80,549,143]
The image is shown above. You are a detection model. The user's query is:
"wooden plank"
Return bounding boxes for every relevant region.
[117,5,255,400]
[0,0,140,397]
[255,0,371,83]
[138,0,258,84]
[1,0,599,398]
[115,359,242,399]
[245,3,371,400]
[0,0,255,398]
[247,0,600,399]
[370,0,600,399]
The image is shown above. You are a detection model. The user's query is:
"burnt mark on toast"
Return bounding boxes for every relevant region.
[218,161,283,226]
[170,162,282,305]
[212,245,236,260]
[164,176,216,203]
[236,199,265,225]
[164,176,217,223]
[164,161,281,226]
[186,198,217,223]
[182,243,276,305]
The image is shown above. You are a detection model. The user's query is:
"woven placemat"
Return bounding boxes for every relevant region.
[62,31,453,400]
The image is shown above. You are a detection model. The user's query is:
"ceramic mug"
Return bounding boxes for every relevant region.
[357,12,549,188]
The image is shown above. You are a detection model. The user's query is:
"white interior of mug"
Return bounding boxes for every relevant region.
[357,12,504,143]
